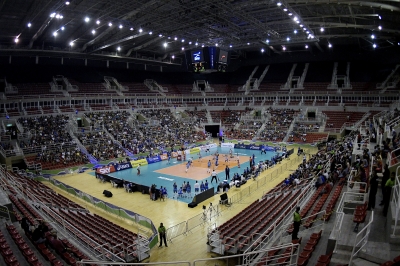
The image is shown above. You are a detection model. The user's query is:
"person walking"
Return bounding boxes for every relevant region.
[292,206,301,240]
[158,223,168,247]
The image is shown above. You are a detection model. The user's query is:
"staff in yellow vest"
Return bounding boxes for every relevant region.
[383,173,395,217]
[292,206,301,240]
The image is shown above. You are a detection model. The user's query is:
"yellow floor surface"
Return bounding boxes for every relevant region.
[45,145,317,265]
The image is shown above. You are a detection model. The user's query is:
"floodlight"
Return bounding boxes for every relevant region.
[27,23,31,27]
[84,17,90,22]
[96,20,100,25]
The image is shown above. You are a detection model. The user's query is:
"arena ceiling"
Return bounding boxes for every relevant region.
[0,0,399,59]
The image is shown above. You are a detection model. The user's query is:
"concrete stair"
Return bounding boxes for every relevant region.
[331,248,351,265]
[352,258,380,266]
[358,241,391,264]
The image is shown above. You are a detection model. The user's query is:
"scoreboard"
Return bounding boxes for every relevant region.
[186,47,229,73]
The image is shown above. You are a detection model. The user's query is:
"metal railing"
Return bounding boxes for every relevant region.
[333,191,369,252]
[349,211,374,265]
[391,166,400,237]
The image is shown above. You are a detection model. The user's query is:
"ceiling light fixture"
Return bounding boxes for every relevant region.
[50,13,56,18]
[149,31,153,35]
[159,34,163,37]
[371,34,375,39]
[294,30,297,34]
[188,41,192,44]
[287,37,290,41]
[378,26,382,30]
[373,44,377,48]
[328,43,332,48]
[182,47,185,50]
[282,46,286,51]
[14,38,19,43]
[182,39,185,42]
[277,2,282,6]
[172,55,175,59]
[84,17,90,22]
[92,29,96,34]
[139,28,143,33]
[305,44,308,49]
[65,1,70,5]
[119,25,123,29]
[61,26,65,30]
[69,41,74,46]
[163,42,167,47]
[174,37,177,40]
[229,44,232,48]
[130,28,134,31]
[117,47,121,51]
[283,8,287,12]
[96,20,100,25]
[108,22,112,27]
[261,48,264,53]
[288,13,292,16]
[53,31,58,36]
[27,23,31,28]
[320,27,324,32]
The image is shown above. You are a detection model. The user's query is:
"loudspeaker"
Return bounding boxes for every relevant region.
[188,202,198,208]
[103,190,112,198]
[220,193,228,201]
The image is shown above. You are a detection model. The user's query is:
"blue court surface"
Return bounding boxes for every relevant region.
[93,147,276,203]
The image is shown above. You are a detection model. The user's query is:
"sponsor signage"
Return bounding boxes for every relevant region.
[96,165,116,174]
[146,155,162,164]
[171,152,178,158]
[160,154,168,160]
[115,162,132,171]
[221,143,235,148]
[130,159,148,168]
[200,143,217,151]
[233,144,276,151]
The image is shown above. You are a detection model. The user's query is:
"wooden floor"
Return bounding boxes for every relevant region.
[45,145,317,265]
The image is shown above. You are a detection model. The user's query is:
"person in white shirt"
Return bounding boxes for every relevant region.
[194,181,200,194]
[211,170,218,183]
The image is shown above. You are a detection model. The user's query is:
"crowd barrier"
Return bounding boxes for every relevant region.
[38,176,159,248]
[165,205,220,242]
[229,152,305,204]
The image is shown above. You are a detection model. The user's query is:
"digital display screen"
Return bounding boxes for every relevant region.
[219,50,228,63]
[191,50,203,62]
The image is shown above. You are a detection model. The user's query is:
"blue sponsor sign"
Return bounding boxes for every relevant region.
[146,155,162,164]
[114,162,132,172]
[234,144,276,151]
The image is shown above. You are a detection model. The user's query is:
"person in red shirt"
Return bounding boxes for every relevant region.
[49,234,68,254]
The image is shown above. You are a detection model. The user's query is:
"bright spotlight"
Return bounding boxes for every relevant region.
[306,31,309,34]
[282,46,286,51]
[172,55,175,59]
[201,44,204,47]
[27,23,31,28]
[328,43,332,48]
[108,22,112,27]
[163,42,167,47]
[195,42,198,46]
[50,12,56,18]
[283,8,287,12]
[65,1,70,5]
[378,15,382,20]
[378,26,382,30]
[53,31,58,37]
[14,38,19,43]
[174,37,177,40]
[117,47,121,51]
[320,27,324,32]
[286,37,290,41]
[296,20,300,24]
[293,16,298,21]
[371,34,375,39]
[61,26,65,30]
[277,2,282,6]
[299,24,303,27]
[288,13,292,16]
[60,15,63,19]
[69,41,74,46]
[294,30,297,34]
[159,34,163,37]
[96,20,100,25]
[139,28,143,33]
[261,48,264,53]
[119,25,123,29]
[84,17,90,22]
[305,45,308,49]
[181,39,185,42]
[215,43,218,46]
[92,29,96,34]
[229,44,232,48]
[373,44,377,48]
[130,28,134,31]
[148,31,152,35]
[247,42,250,45]
[266,39,269,43]
[55,14,60,19]
[182,47,185,50]
[188,41,192,44]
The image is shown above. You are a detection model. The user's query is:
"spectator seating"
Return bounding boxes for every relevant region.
[323,111,366,129]
[353,201,368,232]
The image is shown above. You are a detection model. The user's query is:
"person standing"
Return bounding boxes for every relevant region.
[368,167,379,210]
[173,182,178,197]
[225,165,230,180]
[380,165,390,205]
[207,160,212,173]
[194,181,200,195]
[211,170,218,184]
[158,223,168,247]
[383,173,396,217]
[137,164,141,175]
[292,206,301,240]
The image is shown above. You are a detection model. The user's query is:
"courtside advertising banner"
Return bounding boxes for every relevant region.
[146,155,162,164]
[114,162,132,172]
[160,154,168,160]
[96,165,116,174]
[221,143,235,148]
[130,159,148,167]
[200,143,217,151]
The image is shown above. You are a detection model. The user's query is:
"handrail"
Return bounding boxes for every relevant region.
[391,165,400,237]
[349,211,374,265]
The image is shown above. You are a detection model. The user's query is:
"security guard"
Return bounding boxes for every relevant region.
[292,206,301,240]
